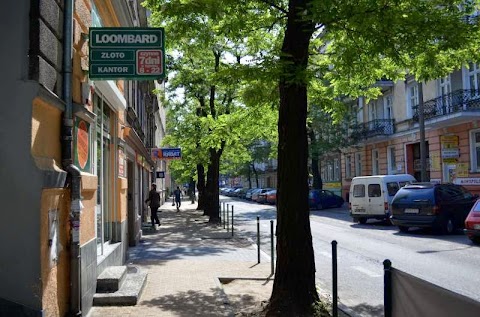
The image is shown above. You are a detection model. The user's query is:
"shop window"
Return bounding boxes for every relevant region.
[470,129,480,172]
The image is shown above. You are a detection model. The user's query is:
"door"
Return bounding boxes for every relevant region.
[366,179,385,215]
[350,182,368,216]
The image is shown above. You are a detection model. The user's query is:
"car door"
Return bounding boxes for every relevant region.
[366,179,384,215]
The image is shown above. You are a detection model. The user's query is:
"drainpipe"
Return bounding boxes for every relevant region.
[62,0,83,315]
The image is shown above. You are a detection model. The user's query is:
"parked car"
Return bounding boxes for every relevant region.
[245,188,260,200]
[390,183,478,234]
[464,199,480,244]
[252,188,274,202]
[349,174,416,224]
[309,189,344,210]
[266,189,277,204]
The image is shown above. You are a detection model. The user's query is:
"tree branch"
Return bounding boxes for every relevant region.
[258,0,288,15]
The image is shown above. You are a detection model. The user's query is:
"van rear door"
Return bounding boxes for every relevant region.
[366,179,384,215]
[350,182,367,216]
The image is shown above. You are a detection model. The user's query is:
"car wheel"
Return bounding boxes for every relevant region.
[358,218,367,224]
[398,226,409,233]
[470,237,480,245]
[317,203,323,210]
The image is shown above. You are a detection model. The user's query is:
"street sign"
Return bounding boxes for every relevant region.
[152,148,182,160]
[89,27,165,80]
[156,171,165,179]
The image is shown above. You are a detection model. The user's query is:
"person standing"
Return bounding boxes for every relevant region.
[145,183,161,227]
[174,186,182,211]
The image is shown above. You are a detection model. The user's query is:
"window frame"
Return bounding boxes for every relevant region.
[387,146,396,175]
[470,129,480,172]
[372,149,380,175]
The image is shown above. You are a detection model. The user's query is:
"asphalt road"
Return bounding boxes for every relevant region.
[220,195,480,317]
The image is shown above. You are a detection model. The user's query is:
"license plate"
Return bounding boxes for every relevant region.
[474,224,480,230]
[355,208,365,213]
[405,208,419,214]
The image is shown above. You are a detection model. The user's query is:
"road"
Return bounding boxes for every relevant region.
[220,196,480,317]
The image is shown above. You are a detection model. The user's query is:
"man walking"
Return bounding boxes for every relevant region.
[174,186,182,211]
[145,183,161,227]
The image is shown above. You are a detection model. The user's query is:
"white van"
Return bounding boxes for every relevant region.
[349,174,416,224]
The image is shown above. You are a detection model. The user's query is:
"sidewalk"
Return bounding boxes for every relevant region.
[87,199,273,317]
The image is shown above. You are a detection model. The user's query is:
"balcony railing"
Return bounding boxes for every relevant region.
[413,89,480,121]
[350,119,395,141]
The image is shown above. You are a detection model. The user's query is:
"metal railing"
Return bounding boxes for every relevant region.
[350,119,395,141]
[412,89,480,121]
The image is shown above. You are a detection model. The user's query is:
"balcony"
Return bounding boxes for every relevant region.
[413,89,480,122]
[350,119,395,142]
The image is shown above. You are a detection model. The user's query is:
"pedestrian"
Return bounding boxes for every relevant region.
[145,183,161,227]
[174,186,182,211]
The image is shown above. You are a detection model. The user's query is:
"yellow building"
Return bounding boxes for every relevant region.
[1,1,165,316]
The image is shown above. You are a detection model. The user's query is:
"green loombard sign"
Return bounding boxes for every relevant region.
[89,27,165,80]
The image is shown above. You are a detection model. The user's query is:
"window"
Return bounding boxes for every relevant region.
[353,184,365,197]
[334,159,340,181]
[470,129,480,172]
[95,93,113,251]
[368,184,381,197]
[407,83,418,118]
[384,95,393,120]
[346,155,353,179]
[369,101,377,121]
[386,182,400,196]
[372,149,380,175]
[355,153,362,176]
[387,146,396,174]
[468,63,480,96]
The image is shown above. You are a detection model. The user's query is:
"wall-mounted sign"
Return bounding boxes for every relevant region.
[74,118,90,172]
[89,27,165,80]
[440,135,459,149]
[441,148,459,159]
[152,148,182,160]
[454,178,480,186]
[156,171,165,179]
[118,146,126,177]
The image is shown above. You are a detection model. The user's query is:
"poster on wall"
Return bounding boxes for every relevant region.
[74,118,91,172]
[118,146,126,177]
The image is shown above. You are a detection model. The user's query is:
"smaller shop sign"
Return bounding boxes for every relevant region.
[156,171,165,178]
[74,118,91,172]
[323,182,341,189]
[441,148,459,159]
[152,147,182,160]
[118,147,126,177]
[453,178,480,186]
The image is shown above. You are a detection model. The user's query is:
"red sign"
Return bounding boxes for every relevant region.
[136,50,163,75]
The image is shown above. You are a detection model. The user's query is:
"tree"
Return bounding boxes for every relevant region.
[146,0,480,315]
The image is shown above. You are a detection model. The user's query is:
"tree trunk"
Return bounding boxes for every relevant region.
[252,163,259,188]
[308,125,322,190]
[197,164,206,211]
[205,148,221,223]
[266,0,319,316]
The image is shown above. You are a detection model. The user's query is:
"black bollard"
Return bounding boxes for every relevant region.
[332,240,338,317]
[257,216,260,264]
[231,205,234,237]
[270,220,274,275]
[384,259,392,317]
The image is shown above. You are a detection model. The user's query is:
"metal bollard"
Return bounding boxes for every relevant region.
[257,216,261,263]
[270,220,274,275]
[332,240,338,317]
[223,203,225,229]
[226,204,229,231]
[384,259,392,317]
[231,205,234,237]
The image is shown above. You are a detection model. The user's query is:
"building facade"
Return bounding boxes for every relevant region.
[342,69,480,200]
[0,1,165,316]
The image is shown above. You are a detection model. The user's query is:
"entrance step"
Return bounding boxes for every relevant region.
[93,266,148,306]
[96,266,127,293]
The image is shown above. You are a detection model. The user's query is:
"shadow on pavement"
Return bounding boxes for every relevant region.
[141,288,231,317]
